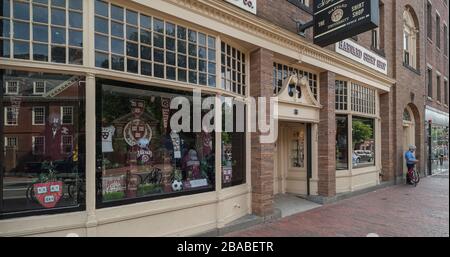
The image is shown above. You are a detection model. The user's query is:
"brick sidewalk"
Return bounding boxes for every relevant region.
[225,175,449,237]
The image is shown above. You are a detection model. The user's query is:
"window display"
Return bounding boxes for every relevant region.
[336,115,348,170]
[221,103,245,188]
[97,80,215,205]
[352,117,375,168]
[1,69,86,217]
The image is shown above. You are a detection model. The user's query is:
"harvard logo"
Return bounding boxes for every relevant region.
[33,181,63,208]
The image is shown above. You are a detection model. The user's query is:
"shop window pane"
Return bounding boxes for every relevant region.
[69,0,82,10]
[95,34,108,51]
[1,70,86,216]
[111,5,123,21]
[199,60,206,72]
[177,40,186,54]
[188,57,196,70]
[166,66,175,80]
[14,21,29,40]
[111,54,124,71]
[33,5,49,23]
[141,61,151,76]
[153,18,164,33]
[177,25,186,40]
[1,39,11,57]
[140,14,151,29]
[95,16,108,34]
[177,54,186,68]
[198,32,206,46]
[13,40,29,59]
[208,62,215,75]
[33,43,48,61]
[1,0,11,18]
[154,63,164,78]
[188,43,196,57]
[111,38,123,55]
[352,117,375,169]
[199,72,207,85]
[68,47,82,64]
[208,36,215,49]
[126,10,137,25]
[178,68,186,82]
[127,58,138,73]
[198,46,206,59]
[166,37,175,51]
[95,51,108,68]
[111,21,123,38]
[208,49,215,62]
[188,29,196,43]
[97,82,215,205]
[153,33,163,48]
[95,0,108,17]
[153,48,163,63]
[126,25,138,41]
[34,0,48,4]
[126,42,138,57]
[51,27,65,44]
[69,11,82,28]
[1,19,10,38]
[52,0,65,7]
[140,29,151,45]
[51,8,65,26]
[33,24,48,42]
[140,45,151,60]
[336,115,348,170]
[51,46,65,63]
[13,1,29,20]
[208,75,216,87]
[166,51,175,66]
[165,22,175,36]
[68,29,82,47]
[222,103,246,188]
[189,70,197,84]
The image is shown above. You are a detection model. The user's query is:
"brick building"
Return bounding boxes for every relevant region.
[0,0,445,237]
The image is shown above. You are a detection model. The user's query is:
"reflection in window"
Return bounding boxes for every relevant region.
[1,69,86,216]
[336,115,348,170]
[97,81,215,205]
[221,101,246,188]
[352,117,375,168]
[272,62,318,99]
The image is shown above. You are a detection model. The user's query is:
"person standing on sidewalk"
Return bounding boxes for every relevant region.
[405,145,419,185]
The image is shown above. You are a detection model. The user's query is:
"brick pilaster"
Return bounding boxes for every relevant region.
[250,48,274,217]
[318,71,336,197]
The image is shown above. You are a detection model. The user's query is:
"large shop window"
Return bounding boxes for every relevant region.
[0,69,86,218]
[272,62,318,99]
[335,80,377,170]
[352,117,375,168]
[94,0,216,87]
[0,0,84,64]
[221,100,246,188]
[97,80,215,206]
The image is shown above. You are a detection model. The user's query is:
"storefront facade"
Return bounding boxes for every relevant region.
[0,0,395,236]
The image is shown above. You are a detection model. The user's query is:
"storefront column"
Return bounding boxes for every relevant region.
[318,71,336,197]
[85,73,98,236]
[379,92,394,181]
[249,48,274,218]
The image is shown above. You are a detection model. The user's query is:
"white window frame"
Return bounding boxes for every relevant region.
[32,106,46,125]
[61,106,74,125]
[4,137,18,149]
[4,107,18,126]
[32,136,45,155]
[61,135,73,154]
[33,81,47,95]
[5,81,19,95]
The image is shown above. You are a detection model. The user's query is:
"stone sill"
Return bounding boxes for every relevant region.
[403,63,421,75]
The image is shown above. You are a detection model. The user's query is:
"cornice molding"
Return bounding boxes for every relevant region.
[167,0,395,87]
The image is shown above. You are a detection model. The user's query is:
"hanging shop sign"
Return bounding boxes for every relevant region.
[335,39,387,74]
[313,0,379,47]
[224,0,257,14]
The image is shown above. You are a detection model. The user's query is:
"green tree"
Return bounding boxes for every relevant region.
[352,120,373,148]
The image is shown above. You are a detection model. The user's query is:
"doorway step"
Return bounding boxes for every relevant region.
[274,193,321,218]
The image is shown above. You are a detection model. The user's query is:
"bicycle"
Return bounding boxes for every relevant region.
[408,167,420,187]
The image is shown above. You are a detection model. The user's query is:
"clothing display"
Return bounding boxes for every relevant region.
[102,125,115,153]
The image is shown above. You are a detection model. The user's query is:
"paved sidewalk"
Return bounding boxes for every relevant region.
[225,175,449,237]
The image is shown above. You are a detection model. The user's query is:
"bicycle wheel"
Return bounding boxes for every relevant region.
[411,170,420,186]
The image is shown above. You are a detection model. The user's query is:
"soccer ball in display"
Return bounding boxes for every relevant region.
[171,180,183,191]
